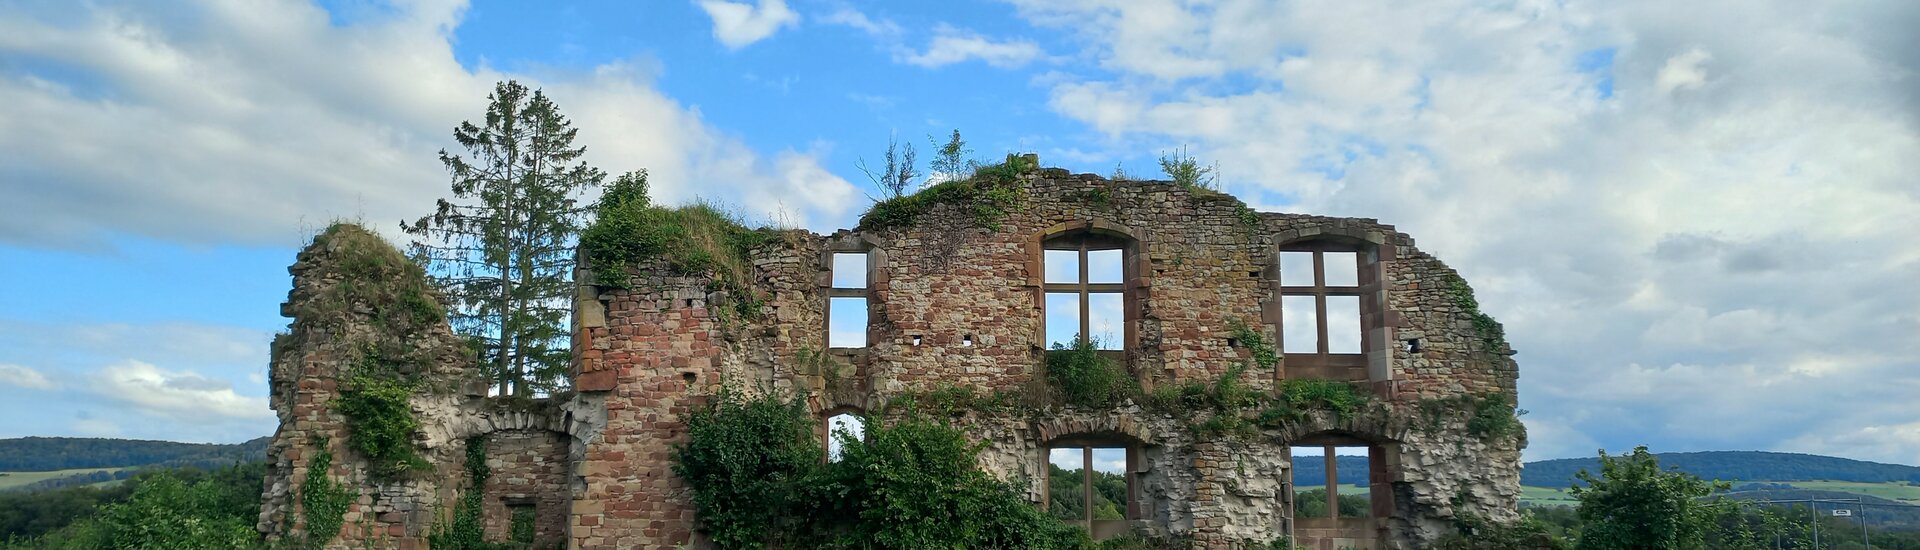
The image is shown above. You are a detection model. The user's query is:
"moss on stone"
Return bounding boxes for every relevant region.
[856,153,1033,232]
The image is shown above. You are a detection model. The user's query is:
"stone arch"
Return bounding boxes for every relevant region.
[1032,414,1158,446]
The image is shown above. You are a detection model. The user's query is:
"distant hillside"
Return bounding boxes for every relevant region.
[0,436,269,473]
[1523,451,1920,489]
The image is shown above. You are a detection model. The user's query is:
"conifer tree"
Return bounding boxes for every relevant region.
[404,80,605,396]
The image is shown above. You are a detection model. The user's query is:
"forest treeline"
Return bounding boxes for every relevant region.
[1524,450,1920,488]
[0,437,268,473]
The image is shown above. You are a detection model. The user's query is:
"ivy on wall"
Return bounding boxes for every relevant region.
[298,438,356,550]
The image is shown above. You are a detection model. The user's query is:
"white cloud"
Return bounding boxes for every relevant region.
[0,364,54,390]
[819,6,899,38]
[697,0,799,49]
[0,0,854,248]
[1655,48,1713,94]
[900,26,1045,69]
[91,360,271,420]
[1013,0,1920,461]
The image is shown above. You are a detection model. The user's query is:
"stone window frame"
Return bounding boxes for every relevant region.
[1266,227,1399,392]
[820,234,888,351]
[1029,220,1142,364]
[1041,434,1141,541]
[1283,432,1400,547]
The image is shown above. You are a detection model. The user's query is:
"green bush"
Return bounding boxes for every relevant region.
[673,388,824,549]
[857,153,1031,231]
[336,370,429,479]
[1046,336,1136,408]
[1434,513,1568,550]
[675,389,1092,549]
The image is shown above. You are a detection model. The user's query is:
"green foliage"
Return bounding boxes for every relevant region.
[0,463,265,547]
[1046,336,1137,409]
[673,388,823,549]
[307,223,446,334]
[675,389,1092,549]
[508,505,535,546]
[859,135,921,199]
[1158,146,1217,192]
[1434,512,1568,550]
[1292,488,1371,519]
[1522,449,1920,488]
[1256,379,1372,427]
[857,153,1031,231]
[580,172,771,317]
[1446,273,1508,350]
[929,130,974,182]
[405,80,604,396]
[1416,392,1527,443]
[1229,320,1279,371]
[884,385,1024,417]
[335,369,429,480]
[813,413,1088,549]
[1570,446,1726,550]
[301,443,356,550]
[428,435,506,550]
[1045,464,1127,521]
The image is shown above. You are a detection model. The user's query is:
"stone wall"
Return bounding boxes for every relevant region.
[264,160,1525,549]
[562,162,1527,549]
[259,225,574,550]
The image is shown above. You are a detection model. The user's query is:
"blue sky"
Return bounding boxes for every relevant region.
[1,0,1917,465]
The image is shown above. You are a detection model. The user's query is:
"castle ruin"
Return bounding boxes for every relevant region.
[258,158,1526,549]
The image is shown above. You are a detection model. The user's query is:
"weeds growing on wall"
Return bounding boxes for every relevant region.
[308,223,445,333]
[427,435,504,550]
[300,439,356,550]
[335,349,431,480]
[1445,273,1508,350]
[1046,336,1137,408]
[675,387,1092,549]
[580,173,772,325]
[1417,392,1528,443]
[858,153,1033,231]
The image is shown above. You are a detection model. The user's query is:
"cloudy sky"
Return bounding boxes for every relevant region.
[1,0,1915,464]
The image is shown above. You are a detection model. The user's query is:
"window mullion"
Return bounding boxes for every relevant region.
[1083,446,1094,526]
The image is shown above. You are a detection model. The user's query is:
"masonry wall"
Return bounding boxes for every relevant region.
[565,163,1527,549]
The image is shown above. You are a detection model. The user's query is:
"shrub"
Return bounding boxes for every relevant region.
[673,388,824,549]
[1046,336,1136,408]
[857,153,1032,231]
[336,370,429,479]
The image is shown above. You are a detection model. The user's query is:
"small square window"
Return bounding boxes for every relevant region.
[1323,252,1359,287]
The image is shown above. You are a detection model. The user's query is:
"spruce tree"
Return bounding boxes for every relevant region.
[404,80,605,396]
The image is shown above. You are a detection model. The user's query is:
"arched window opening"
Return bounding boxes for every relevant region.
[1046,442,1136,540]
[1042,232,1128,352]
[825,412,865,462]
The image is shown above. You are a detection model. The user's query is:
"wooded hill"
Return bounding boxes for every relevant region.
[0,437,268,473]
[1522,451,1920,488]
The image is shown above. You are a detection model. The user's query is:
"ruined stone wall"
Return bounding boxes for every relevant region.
[481,429,571,549]
[555,162,1526,549]
[260,225,572,550]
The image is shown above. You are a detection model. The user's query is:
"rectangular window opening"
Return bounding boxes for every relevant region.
[1045,292,1082,349]
[1281,295,1319,354]
[508,503,537,545]
[1087,293,1123,351]
[1279,251,1316,287]
[828,297,868,348]
[826,413,865,462]
[1087,249,1124,284]
[1326,295,1363,354]
[1290,445,1372,519]
[1048,444,1134,539]
[1045,249,1080,284]
[1323,251,1359,287]
[831,253,868,288]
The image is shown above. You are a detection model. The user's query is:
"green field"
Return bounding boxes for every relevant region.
[1521,480,1920,507]
[0,468,128,491]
